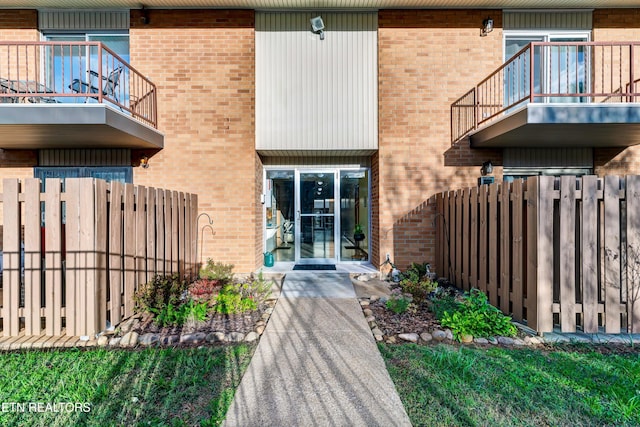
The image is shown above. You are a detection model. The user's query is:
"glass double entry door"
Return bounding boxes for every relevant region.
[264,168,369,264]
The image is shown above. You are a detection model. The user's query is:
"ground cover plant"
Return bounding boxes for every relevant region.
[380,343,640,427]
[0,345,255,426]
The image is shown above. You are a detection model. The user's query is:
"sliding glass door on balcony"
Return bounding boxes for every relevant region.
[504,33,589,106]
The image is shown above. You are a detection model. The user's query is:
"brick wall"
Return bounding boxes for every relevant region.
[130,10,258,273]
[378,10,503,271]
[593,9,640,176]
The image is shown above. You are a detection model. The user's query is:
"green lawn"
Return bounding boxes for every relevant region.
[380,343,640,427]
[0,345,255,427]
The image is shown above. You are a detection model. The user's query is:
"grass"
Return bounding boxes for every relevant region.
[0,344,256,426]
[380,343,640,427]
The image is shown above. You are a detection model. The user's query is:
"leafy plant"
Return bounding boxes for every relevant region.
[354,224,363,235]
[189,278,222,302]
[134,274,190,313]
[236,272,272,305]
[386,288,413,314]
[199,259,234,283]
[152,300,209,327]
[400,277,436,304]
[213,288,257,315]
[430,295,461,319]
[439,289,517,340]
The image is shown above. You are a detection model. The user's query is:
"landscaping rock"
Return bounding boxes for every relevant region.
[513,338,526,346]
[371,327,383,337]
[370,295,380,302]
[119,318,140,335]
[460,334,474,343]
[261,313,271,321]
[160,335,180,345]
[379,296,388,303]
[139,333,161,346]
[368,321,377,329]
[444,329,454,340]
[488,337,499,345]
[497,336,515,346]
[365,315,375,323]
[109,337,121,347]
[374,334,384,342]
[524,336,542,346]
[386,336,397,344]
[474,338,489,345]
[432,330,447,341]
[255,320,266,327]
[206,332,226,343]
[264,307,274,314]
[363,308,373,317]
[420,332,433,343]
[180,332,206,345]
[360,300,370,307]
[227,332,246,343]
[97,335,109,347]
[357,274,370,282]
[120,331,138,347]
[245,332,259,342]
[399,333,419,343]
[255,325,266,335]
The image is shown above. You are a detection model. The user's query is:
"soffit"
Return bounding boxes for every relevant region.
[0,0,637,10]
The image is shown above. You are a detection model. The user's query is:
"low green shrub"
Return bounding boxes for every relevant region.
[400,277,436,304]
[152,300,209,327]
[134,274,190,313]
[386,288,413,314]
[439,289,517,340]
[430,294,461,320]
[199,259,234,283]
[213,286,257,315]
[236,272,272,305]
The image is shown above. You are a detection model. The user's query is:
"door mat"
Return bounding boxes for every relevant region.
[292,264,336,271]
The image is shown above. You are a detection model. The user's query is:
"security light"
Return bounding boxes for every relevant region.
[481,17,493,37]
[310,16,325,40]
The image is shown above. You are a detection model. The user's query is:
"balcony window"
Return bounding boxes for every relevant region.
[44,33,129,105]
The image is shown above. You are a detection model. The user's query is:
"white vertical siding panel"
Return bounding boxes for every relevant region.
[256,12,378,154]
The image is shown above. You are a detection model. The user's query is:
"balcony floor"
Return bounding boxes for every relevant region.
[0,104,163,150]
[470,103,640,148]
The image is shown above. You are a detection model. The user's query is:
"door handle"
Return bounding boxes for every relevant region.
[296,210,301,220]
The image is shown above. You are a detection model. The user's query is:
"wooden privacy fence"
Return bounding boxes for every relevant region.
[0,178,198,338]
[435,175,640,334]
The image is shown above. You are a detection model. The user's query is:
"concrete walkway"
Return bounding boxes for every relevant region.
[223,272,412,427]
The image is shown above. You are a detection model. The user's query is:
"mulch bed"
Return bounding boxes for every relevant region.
[369,300,440,336]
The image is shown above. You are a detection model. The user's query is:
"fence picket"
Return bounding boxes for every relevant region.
[191,194,198,276]
[165,189,173,274]
[455,190,462,287]
[478,185,488,294]
[500,181,511,314]
[525,177,539,331]
[442,192,450,281]
[2,179,20,336]
[109,182,124,324]
[172,191,179,274]
[123,184,136,318]
[559,176,577,332]
[462,188,470,290]
[582,176,599,333]
[64,179,79,336]
[604,176,622,333]
[512,179,524,322]
[156,189,165,276]
[469,187,478,289]
[537,176,555,333]
[23,179,41,335]
[45,179,63,335]
[178,192,185,277]
[135,186,147,288]
[95,179,108,334]
[627,176,640,334]
[488,182,499,307]
[146,187,156,280]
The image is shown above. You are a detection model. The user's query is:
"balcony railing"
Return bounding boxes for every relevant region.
[451,41,640,144]
[0,41,157,128]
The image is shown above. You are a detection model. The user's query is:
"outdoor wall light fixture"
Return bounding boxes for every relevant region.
[140,5,150,25]
[310,16,325,40]
[481,160,494,176]
[140,156,149,169]
[480,17,493,37]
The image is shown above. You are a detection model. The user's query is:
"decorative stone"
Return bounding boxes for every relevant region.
[432,330,447,341]
[261,313,271,321]
[357,274,370,282]
[497,336,515,345]
[255,325,266,335]
[139,333,160,346]
[370,295,380,302]
[379,296,388,304]
[386,336,397,344]
[120,331,138,347]
[160,335,180,345]
[399,333,419,343]
[513,338,526,346]
[488,337,499,345]
[474,337,489,345]
[265,307,274,314]
[524,336,542,345]
[119,318,139,335]
[245,332,259,342]
[109,337,122,346]
[371,327,383,337]
[206,332,226,343]
[365,315,375,323]
[363,309,373,317]
[359,300,370,307]
[420,332,433,343]
[374,334,384,342]
[79,335,90,342]
[255,320,266,327]
[460,334,474,343]
[97,335,109,347]
[180,332,207,344]
[444,329,454,340]
[227,332,246,343]
[368,321,377,329]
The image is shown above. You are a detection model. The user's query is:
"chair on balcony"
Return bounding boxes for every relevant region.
[69,67,123,103]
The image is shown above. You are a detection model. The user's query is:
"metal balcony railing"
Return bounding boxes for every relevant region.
[0,41,157,128]
[451,41,640,144]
